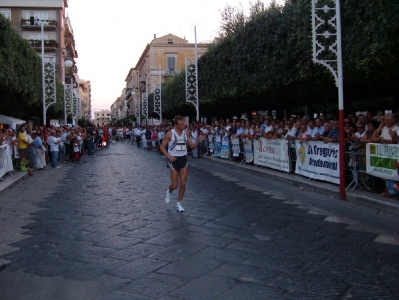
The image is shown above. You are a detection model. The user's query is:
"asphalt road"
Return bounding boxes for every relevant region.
[0,141,398,300]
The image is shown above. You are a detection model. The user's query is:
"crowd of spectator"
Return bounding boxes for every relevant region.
[123,111,399,200]
[0,124,114,176]
[1,110,398,198]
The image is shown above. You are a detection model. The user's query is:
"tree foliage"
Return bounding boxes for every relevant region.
[0,15,64,121]
[160,0,399,121]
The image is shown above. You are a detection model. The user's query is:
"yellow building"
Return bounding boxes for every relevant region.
[120,33,209,121]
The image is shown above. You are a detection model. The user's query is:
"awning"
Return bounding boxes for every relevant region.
[0,114,25,129]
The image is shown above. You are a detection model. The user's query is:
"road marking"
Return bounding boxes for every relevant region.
[374,234,399,246]
[324,215,358,225]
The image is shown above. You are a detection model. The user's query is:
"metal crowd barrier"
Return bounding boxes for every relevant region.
[345,143,378,192]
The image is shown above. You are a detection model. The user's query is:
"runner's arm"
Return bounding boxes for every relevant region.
[160,131,175,162]
[187,134,205,149]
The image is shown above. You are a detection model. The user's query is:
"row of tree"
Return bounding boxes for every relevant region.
[160,0,399,121]
[0,15,64,120]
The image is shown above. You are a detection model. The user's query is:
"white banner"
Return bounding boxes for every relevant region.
[253,138,290,172]
[0,144,14,177]
[231,137,240,157]
[243,138,253,163]
[366,143,399,181]
[294,141,339,184]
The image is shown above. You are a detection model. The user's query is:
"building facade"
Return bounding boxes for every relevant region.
[79,79,92,120]
[115,33,209,123]
[93,110,111,127]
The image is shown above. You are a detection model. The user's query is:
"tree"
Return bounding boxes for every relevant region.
[0,15,42,119]
[0,14,66,121]
[160,0,399,121]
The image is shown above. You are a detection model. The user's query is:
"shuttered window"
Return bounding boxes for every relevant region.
[166,55,176,75]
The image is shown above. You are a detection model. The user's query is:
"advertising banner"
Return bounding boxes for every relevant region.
[231,138,240,157]
[0,144,14,177]
[294,141,340,184]
[207,135,214,153]
[220,136,230,159]
[244,138,253,163]
[253,138,290,172]
[366,143,399,181]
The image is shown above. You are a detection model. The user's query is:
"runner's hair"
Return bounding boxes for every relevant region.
[173,115,185,125]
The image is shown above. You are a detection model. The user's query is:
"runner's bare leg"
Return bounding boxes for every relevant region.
[177,166,188,202]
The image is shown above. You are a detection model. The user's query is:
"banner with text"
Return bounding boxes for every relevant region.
[253,138,290,172]
[294,141,339,184]
[366,143,399,181]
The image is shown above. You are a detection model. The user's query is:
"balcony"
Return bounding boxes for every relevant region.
[28,39,59,51]
[21,19,57,29]
[65,65,78,78]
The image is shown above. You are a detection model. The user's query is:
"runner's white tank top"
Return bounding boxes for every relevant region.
[168,129,187,157]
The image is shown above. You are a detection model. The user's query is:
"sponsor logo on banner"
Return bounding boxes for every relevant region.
[366,143,399,180]
[294,141,339,184]
[253,138,290,172]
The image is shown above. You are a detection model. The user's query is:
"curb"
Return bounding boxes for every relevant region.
[201,155,399,215]
[0,172,29,195]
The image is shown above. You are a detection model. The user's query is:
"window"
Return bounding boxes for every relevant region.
[29,33,48,40]
[102,114,104,116]
[168,38,173,44]
[166,55,176,75]
[0,11,11,20]
[34,12,48,21]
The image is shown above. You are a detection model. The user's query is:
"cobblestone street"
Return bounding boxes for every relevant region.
[1,141,399,299]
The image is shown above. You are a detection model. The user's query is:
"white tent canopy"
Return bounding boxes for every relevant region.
[0,114,25,129]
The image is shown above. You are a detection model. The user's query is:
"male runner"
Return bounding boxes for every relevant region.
[160,115,205,212]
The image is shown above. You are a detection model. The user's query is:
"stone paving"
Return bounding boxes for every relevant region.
[0,141,398,299]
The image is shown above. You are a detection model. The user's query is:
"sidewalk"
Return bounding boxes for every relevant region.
[0,172,28,195]
[201,155,399,216]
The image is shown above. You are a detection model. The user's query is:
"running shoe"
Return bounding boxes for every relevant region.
[176,202,184,212]
[165,188,171,203]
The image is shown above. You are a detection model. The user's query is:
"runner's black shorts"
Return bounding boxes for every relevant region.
[167,155,188,171]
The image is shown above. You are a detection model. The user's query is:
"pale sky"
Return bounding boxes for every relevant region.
[67,0,274,111]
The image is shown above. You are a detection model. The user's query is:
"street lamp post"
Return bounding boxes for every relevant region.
[40,21,56,138]
[63,58,73,126]
[132,88,140,126]
[185,26,200,156]
[154,65,162,124]
[312,0,345,199]
[142,92,148,125]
